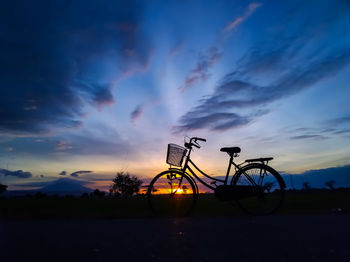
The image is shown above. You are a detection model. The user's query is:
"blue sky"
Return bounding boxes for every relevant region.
[1,0,350,191]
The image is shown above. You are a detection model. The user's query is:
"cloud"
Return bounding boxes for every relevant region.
[178,2,262,93]
[290,135,329,140]
[333,129,350,135]
[61,132,134,156]
[175,1,350,132]
[326,116,350,127]
[176,52,350,131]
[56,141,73,151]
[59,171,67,176]
[0,169,32,178]
[0,125,134,157]
[70,170,92,177]
[179,47,222,92]
[223,2,262,32]
[5,147,13,152]
[174,112,252,132]
[0,1,151,135]
[281,125,350,141]
[130,104,144,123]
[169,40,184,57]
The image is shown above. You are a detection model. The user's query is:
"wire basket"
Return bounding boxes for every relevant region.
[166,144,187,167]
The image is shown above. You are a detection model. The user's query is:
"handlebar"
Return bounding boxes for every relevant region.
[189,137,206,143]
[185,137,207,149]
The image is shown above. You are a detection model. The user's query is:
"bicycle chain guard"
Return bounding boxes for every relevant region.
[215,185,257,201]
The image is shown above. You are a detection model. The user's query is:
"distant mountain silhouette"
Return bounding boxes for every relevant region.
[39,178,92,194]
[281,164,350,189]
[5,178,93,196]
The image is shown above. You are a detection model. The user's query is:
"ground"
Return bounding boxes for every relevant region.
[1,192,350,261]
[1,215,349,261]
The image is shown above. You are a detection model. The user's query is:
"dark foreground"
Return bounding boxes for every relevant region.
[1,214,349,262]
[1,191,350,219]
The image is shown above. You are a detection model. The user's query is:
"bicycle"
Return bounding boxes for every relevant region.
[147,137,286,216]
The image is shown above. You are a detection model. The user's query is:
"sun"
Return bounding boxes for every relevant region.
[171,188,184,194]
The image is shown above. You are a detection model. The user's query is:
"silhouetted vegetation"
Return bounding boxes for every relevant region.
[1,189,350,219]
[325,180,335,190]
[64,194,74,198]
[0,184,7,194]
[34,192,47,198]
[91,189,106,197]
[262,181,275,193]
[302,181,311,191]
[1,174,349,219]
[81,192,89,198]
[109,172,143,197]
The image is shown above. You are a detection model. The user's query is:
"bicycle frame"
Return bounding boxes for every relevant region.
[176,146,250,191]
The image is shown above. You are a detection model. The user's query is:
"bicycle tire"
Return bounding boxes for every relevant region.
[231,163,285,215]
[147,170,198,216]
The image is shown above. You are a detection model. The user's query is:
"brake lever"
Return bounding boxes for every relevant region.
[193,141,201,148]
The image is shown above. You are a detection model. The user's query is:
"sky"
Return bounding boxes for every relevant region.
[1,0,350,192]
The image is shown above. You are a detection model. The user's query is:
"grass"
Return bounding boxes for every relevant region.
[0,191,349,219]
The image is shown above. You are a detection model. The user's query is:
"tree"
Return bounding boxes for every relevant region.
[263,181,275,193]
[91,189,105,197]
[81,192,89,198]
[302,181,311,191]
[325,180,335,190]
[0,184,8,195]
[110,172,143,197]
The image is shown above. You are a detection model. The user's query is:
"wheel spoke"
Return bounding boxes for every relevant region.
[232,164,284,215]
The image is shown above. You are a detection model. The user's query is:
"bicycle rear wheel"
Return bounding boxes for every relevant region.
[147,170,197,216]
[231,163,285,215]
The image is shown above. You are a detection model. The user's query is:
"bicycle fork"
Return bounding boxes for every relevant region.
[167,172,184,195]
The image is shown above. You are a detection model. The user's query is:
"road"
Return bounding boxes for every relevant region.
[1,214,349,262]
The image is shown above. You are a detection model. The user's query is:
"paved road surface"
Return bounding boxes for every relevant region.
[1,215,349,262]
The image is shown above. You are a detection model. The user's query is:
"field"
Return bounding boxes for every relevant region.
[1,190,350,219]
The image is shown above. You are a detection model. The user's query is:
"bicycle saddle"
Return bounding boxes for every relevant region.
[220,147,241,154]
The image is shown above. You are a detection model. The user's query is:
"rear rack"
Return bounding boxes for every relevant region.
[245,157,273,163]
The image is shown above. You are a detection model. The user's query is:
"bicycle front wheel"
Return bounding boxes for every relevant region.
[147,170,197,216]
[232,163,285,215]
